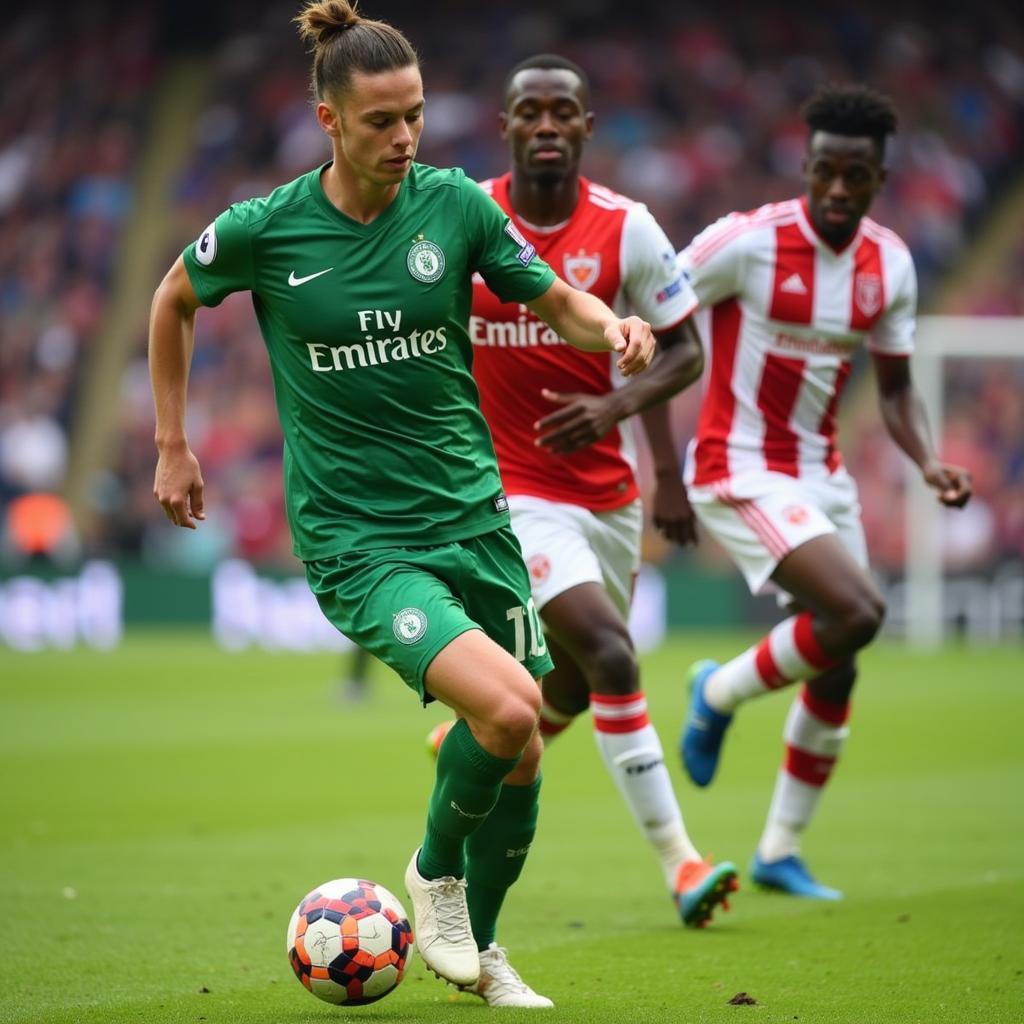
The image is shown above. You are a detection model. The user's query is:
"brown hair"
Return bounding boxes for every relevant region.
[294,0,419,101]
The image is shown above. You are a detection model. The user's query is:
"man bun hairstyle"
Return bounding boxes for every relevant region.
[802,83,898,155]
[294,0,418,101]
[504,53,591,109]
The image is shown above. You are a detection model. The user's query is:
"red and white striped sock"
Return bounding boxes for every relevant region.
[591,692,700,886]
[538,699,575,745]
[704,612,836,714]
[757,686,851,862]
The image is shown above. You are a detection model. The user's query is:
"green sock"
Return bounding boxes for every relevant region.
[465,775,542,950]
[418,718,521,881]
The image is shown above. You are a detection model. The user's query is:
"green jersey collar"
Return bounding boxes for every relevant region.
[307,161,410,235]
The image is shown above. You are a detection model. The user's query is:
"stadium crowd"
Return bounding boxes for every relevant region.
[2,0,1022,572]
[0,8,159,556]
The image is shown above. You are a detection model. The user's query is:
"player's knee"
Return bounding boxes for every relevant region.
[516,730,543,779]
[581,627,638,696]
[543,673,590,718]
[489,685,541,750]
[840,591,886,650]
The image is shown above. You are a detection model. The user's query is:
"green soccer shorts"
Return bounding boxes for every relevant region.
[305,524,554,702]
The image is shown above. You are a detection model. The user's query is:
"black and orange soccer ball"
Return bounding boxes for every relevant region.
[286,878,415,1005]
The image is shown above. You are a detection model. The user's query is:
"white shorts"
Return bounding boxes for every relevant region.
[507,495,643,617]
[688,468,868,595]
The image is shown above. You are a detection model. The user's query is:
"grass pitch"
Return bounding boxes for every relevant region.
[1,631,1021,1024]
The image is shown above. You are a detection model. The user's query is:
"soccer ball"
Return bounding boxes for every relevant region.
[286,878,415,1005]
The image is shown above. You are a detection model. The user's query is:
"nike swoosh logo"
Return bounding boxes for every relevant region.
[288,268,333,287]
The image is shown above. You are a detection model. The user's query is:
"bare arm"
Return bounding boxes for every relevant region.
[536,317,703,452]
[534,317,704,545]
[526,277,655,376]
[872,353,972,508]
[150,255,206,529]
[638,323,703,545]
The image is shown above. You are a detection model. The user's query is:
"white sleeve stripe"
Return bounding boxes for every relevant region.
[689,207,796,265]
[651,295,699,333]
[862,219,909,252]
[589,183,633,205]
[588,194,633,212]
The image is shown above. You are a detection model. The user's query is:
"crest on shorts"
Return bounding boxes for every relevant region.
[393,607,428,644]
[527,554,551,584]
[563,250,601,291]
[407,239,446,283]
[783,504,810,526]
[854,274,882,318]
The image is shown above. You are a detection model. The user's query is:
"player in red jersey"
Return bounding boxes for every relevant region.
[466,54,737,928]
[678,84,972,899]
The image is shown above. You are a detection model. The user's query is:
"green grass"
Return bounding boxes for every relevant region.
[1,632,1021,1024]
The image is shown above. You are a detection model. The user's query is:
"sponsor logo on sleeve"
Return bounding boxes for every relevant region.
[656,273,687,304]
[194,222,217,266]
[493,493,509,513]
[504,220,536,267]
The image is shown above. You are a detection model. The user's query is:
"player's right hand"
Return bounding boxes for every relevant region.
[652,474,699,547]
[154,445,206,529]
[922,460,972,509]
[608,316,655,376]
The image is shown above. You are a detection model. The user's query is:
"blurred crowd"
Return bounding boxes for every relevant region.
[0,7,160,559]
[2,0,1022,573]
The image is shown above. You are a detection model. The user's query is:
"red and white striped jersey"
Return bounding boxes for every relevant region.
[472,173,697,511]
[679,196,916,486]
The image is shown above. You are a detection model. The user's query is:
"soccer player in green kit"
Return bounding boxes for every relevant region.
[149,0,654,1010]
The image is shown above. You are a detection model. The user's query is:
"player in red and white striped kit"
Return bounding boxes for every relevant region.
[451,54,739,931]
[678,84,972,898]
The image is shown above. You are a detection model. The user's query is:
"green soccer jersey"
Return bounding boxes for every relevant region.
[182,162,556,559]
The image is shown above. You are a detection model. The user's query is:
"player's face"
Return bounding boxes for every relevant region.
[803,131,886,248]
[322,65,424,189]
[500,68,593,183]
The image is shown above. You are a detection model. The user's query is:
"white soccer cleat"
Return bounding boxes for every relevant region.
[461,943,554,1008]
[403,848,480,987]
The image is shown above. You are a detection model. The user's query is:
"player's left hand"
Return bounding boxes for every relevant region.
[922,460,972,508]
[652,472,699,546]
[535,389,621,454]
[608,316,655,376]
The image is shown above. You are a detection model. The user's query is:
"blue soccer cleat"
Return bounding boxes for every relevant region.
[750,853,843,900]
[675,858,740,928]
[680,660,732,787]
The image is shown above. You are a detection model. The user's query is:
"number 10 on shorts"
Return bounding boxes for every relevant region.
[506,599,546,662]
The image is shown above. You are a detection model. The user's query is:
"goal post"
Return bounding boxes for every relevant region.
[904,316,1023,647]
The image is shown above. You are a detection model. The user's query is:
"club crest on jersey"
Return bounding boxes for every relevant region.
[855,274,882,317]
[194,221,217,266]
[407,240,446,283]
[393,607,428,644]
[564,250,601,291]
